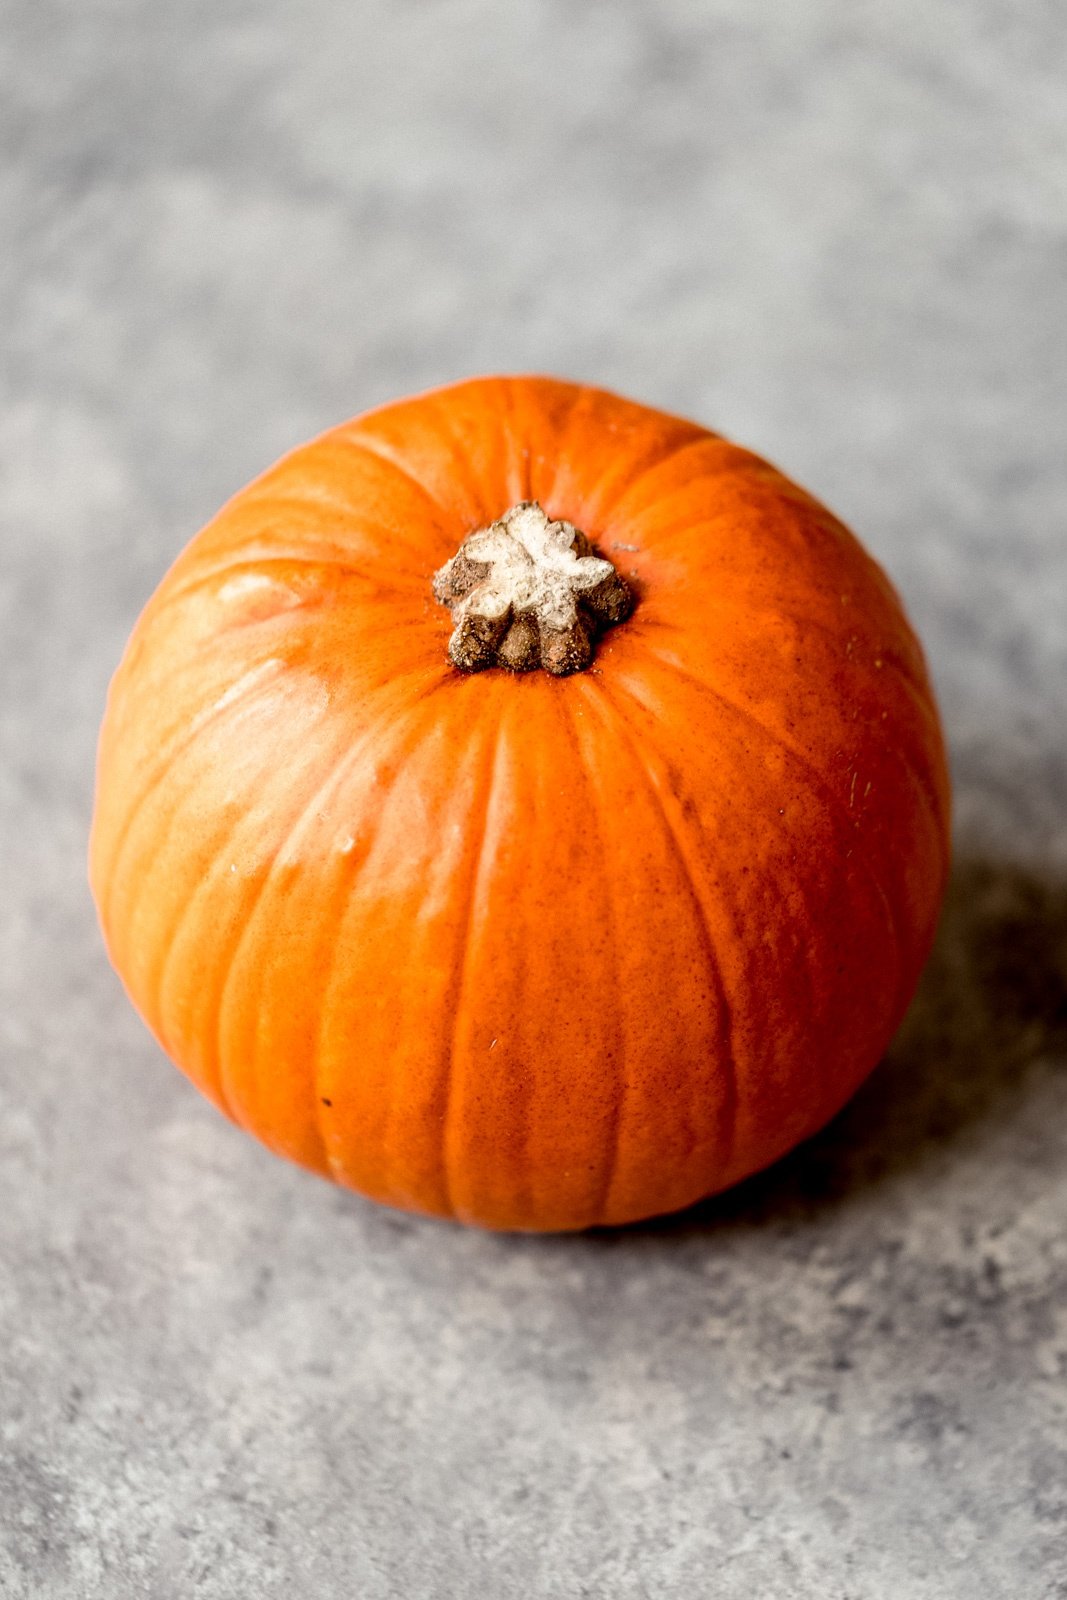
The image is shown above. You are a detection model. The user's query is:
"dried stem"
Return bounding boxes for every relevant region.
[432,502,633,676]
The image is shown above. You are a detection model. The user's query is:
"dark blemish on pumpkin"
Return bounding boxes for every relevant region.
[320,1097,332,1107]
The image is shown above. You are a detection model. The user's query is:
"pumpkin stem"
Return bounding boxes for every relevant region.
[432,502,633,676]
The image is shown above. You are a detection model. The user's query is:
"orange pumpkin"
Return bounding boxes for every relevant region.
[89,376,950,1231]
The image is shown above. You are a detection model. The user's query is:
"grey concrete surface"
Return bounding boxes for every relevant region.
[2,2,1066,1596]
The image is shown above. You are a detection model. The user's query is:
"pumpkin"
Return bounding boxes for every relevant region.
[89,376,950,1231]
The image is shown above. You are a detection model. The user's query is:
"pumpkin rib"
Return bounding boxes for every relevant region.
[601,503,749,559]
[623,576,928,695]
[224,489,441,576]
[621,473,853,570]
[311,718,449,1185]
[122,658,448,1093]
[602,432,736,529]
[214,674,454,1153]
[220,487,435,571]
[222,593,336,638]
[99,655,288,938]
[632,566,933,705]
[781,616,934,714]
[308,683,459,1191]
[623,501,930,686]
[635,646,910,1019]
[338,430,454,526]
[142,665,444,1134]
[211,746,366,1152]
[425,383,513,527]
[501,379,535,502]
[225,604,440,654]
[557,689,628,1229]
[585,680,740,1183]
[545,382,599,508]
[648,630,947,868]
[238,466,434,529]
[601,666,876,1186]
[436,698,506,1223]
[499,376,585,512]
[630,592,945,831]
[647,644,909,903]
[146,771,288,1126]
[100,646,347,927]
[148,675,361,1104]
[571,422,712,537]
[156,556,390,618]
[233,478,421,531]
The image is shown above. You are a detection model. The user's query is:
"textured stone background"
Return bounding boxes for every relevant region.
[2,2,1066,1596]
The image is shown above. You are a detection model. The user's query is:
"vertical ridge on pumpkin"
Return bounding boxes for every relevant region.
[303,700,453,1185]
[164,683,346,1132]
[108,679,297,1071]
[495,377,581,512]
[437,677,626,1230]
[336,432,453,524]
[212,718,372,1148]
[586,681,741,1206]
[601,431,731,532]
[617,567,948,943]
[97,656,287,938]
[500,378,533,506]
[155,803,258,1128]
[603,657,910,1181]
[436,699,510,1224]
[634,645,910,1022]
[551,390,708,540]
[307,681,507,1216]
[544,382,602,522]
[560,686,629,1230]
[608,434,738,529]
[428,380,516,528]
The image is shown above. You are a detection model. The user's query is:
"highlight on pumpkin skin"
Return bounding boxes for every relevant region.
[432,501,633,675]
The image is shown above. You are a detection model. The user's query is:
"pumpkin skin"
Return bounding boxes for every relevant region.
[89,375,950,1231]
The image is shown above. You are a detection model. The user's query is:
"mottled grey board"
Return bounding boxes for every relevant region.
[2,2,1065,1596]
